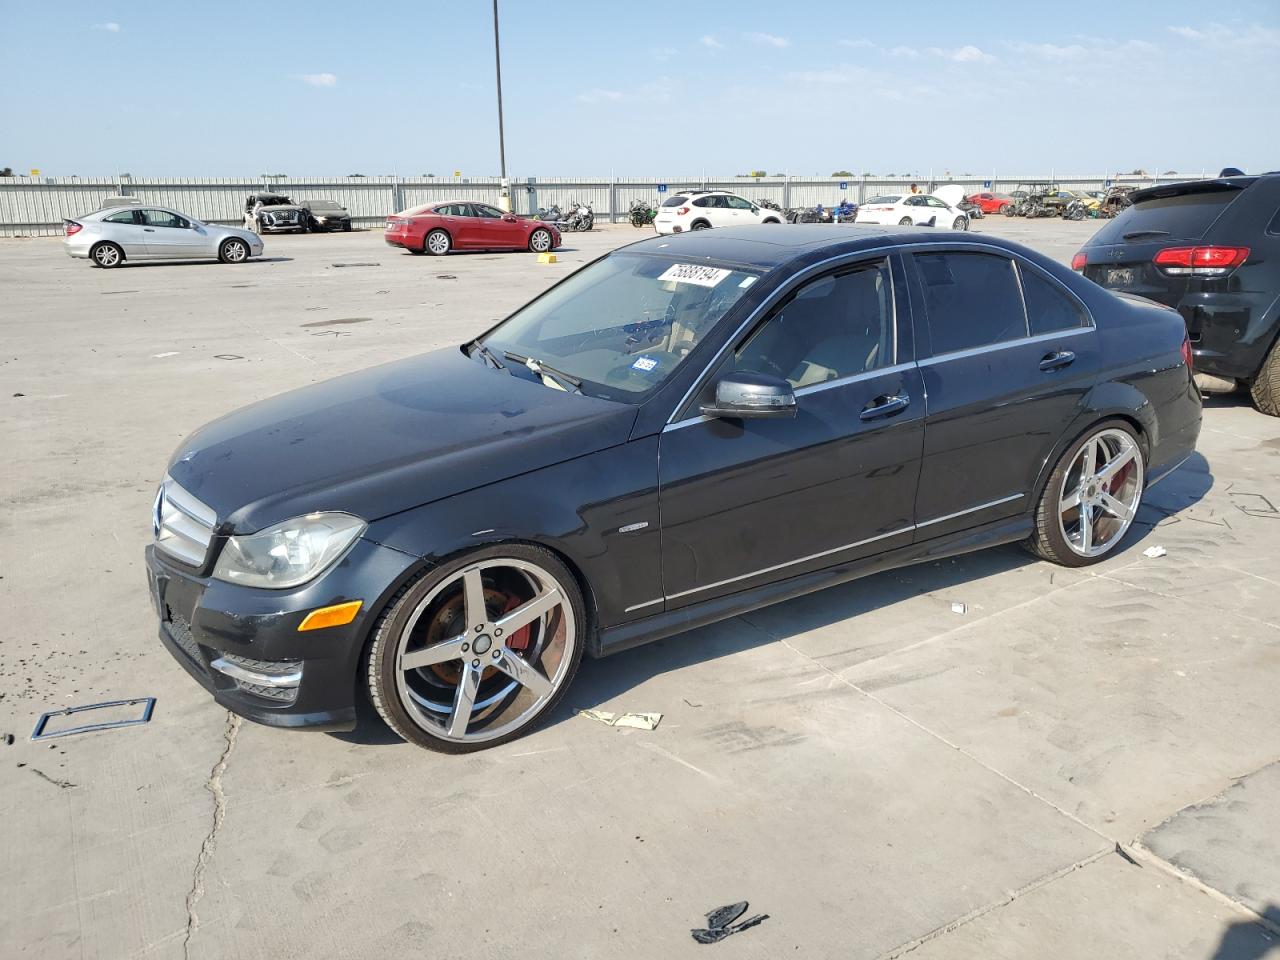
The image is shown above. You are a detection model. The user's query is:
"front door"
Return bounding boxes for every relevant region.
[658,256,923,609]
[139,208,205,258]
[906,249,1100,538]
[471,202,519,248]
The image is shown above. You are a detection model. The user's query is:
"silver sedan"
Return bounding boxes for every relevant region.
[64,205,264,268]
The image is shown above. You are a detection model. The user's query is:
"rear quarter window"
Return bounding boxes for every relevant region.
[1019,266,1089,335]
[1091,190,1240,244]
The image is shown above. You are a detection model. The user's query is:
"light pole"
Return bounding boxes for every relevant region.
[492,0,510,211]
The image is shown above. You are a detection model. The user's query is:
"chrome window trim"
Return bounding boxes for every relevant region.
[629,491,1027,610]
[918,325,1094,367]
[664,243,902,424]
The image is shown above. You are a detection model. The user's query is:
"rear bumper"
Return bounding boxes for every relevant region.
[384,232,415,249]
[146,538,421,732]
[1183,292,1278,381]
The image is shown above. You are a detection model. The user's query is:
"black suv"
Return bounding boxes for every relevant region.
[1074,174,1280,415]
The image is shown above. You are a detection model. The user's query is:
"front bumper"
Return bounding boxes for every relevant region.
[146,537,421,731]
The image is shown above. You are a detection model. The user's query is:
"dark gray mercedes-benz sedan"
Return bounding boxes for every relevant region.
[146,226,1201,752]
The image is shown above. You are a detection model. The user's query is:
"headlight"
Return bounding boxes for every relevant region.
[212,512,365,589]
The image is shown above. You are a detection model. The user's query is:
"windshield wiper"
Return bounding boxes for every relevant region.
[470,339,506,371]
[1122,229,1171,240]
[502,351,583,394]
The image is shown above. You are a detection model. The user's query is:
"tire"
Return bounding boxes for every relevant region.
[528,227,553,253]
[365,543,587,753]
[1249,338,1280,416]
[1026,420,1146,567]
[425,228,451,256]
[763,218,781,224]
[1003,204,1016,217]
[90,242,123,268]
[953,216,969,231]
[898,217,913,226]
[343,221,352,232]
[690,220,711,231]
[218,238,249,264]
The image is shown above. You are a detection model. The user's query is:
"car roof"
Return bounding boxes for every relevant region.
[1129,174,1264,204]
[621,225,1032,271]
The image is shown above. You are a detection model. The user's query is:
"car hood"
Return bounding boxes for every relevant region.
[167,347,638,533]
[932,185,965,208]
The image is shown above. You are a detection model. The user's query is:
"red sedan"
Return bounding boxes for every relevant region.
[384,201,561,256]
[964,191,1013,215]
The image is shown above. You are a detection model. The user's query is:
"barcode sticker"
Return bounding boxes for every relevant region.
[658,263,731,287]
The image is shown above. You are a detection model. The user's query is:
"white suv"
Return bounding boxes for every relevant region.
[653,190,784,234]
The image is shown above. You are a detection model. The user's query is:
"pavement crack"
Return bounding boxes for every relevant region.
[182,711,241,959]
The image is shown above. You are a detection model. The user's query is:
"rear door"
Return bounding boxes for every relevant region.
[908,248,1099,538]
[1078,183,1246,306]
[440,203,481,247]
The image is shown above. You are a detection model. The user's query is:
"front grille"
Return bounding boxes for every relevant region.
[154,477,217,567]
[236,680,298,703]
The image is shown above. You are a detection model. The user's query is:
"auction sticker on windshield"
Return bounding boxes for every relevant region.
[658,263,732,287]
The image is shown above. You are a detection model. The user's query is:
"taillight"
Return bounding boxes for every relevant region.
[1181,336,1194,371]
[1153,245,1249,276]
[677,206,689,215]
[64,220,83,236]
[1071,251,1087,271]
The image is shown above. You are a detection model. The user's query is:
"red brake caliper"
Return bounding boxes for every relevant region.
[501,594,533,651]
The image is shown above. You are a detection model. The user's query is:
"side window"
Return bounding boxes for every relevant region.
[914,252,1027,355]
[142,209,188,228]
[692,196,712,207]
[732,261,894,388]
[474,203,504,218]
[104,210,138,224]
[1019,265,1089,335]
[924,197,947,208]
[726,196,753,209]
[454,204,476,217]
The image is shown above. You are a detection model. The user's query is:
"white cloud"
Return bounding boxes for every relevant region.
[839,38,874,49]
[93,21,121,32]
[928,45,995,63]
[1167,22,1280,48]
[888,45,920,58]
[649,47,677,62]
[576,88,624,104]
[700,35,722,49]
[301,73,337,87]
[1008,41,1088,60]
[747,32,790,49]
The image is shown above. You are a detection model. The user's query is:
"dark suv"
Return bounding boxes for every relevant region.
[1073,174,1280,415]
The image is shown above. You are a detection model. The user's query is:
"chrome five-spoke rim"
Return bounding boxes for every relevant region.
[394,558,575,744]
[1059,429,1144,557]
[428,231,449,254]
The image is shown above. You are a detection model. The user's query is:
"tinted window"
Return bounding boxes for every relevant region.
[866,195,902,204]
[141,209,189,228]
[1020,266,1088,335]
[1091,189,1240,244]
[915,252,1027,354]
[692,196,713,207]
[309,200,341,212]
[662,196,688,208]
[1265,205,1280,236]
[473,203,504,218]
[103,210,138,224]
[734,261,893,388]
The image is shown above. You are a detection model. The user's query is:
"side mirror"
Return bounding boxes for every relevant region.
[503,214,518,222]
[700,371,797,420]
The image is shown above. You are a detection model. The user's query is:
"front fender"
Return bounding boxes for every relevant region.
[362,437,662,636]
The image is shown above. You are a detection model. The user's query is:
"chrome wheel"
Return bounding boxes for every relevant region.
[392,558,576,745]
[222,239,248,263]
[93,243,121,267]
[426,230,450,255]
[953,216,969,231]
[530,228,552,253]
[1058,428,1144,558]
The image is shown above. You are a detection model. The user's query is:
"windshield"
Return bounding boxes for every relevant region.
[865,195,901,204]
[309,200,341,212]
[480,252,761,403]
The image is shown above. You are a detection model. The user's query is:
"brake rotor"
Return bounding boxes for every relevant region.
[421,582,534,684]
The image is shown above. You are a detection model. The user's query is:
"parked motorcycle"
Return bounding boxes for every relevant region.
[629,199,657,228]
[536,204,563,222]
[1063,198,1090,221]
[561,200,594,232]
[756,198,783,213]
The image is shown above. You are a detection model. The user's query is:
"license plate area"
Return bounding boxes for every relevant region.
[1104,267,1137,286]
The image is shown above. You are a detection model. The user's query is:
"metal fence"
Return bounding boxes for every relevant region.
[0,172,1202,237]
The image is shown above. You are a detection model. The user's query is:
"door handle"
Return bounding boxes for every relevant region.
[1039,350,1075,372]
[860,394,910,421]
[143,227,156,232]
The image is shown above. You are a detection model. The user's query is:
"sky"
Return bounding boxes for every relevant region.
[4,0,1279,178]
